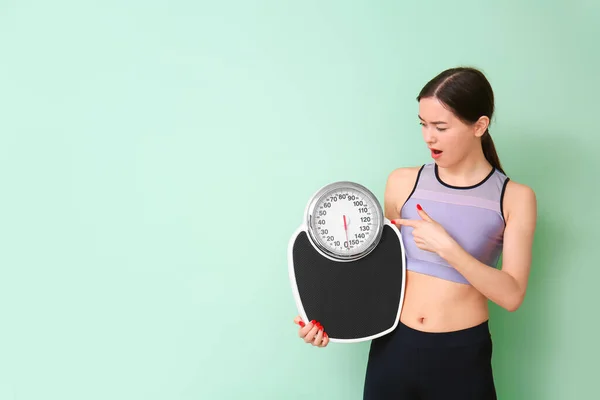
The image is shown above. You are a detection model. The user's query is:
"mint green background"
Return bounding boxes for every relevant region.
[1,1,598,399]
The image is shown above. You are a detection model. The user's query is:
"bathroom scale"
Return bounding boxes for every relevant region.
[287,181,406,343]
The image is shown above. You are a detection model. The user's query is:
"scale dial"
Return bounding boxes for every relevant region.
[306,181,384,261]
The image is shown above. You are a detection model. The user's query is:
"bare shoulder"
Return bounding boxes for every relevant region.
[503,179,537,225]
[387,166,422,181]
[384,166,422,219]
[385,166,422,194]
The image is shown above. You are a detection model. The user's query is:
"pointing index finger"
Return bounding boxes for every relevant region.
[390,218,419,228]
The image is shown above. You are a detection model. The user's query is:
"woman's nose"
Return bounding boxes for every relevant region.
[422,127,437,143]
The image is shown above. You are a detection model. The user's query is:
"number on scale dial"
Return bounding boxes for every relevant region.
[307,182,383,261]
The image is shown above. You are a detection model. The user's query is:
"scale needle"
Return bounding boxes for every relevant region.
[343,215,349,250]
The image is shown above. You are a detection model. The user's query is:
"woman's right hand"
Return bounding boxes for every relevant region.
[294,315,329,348]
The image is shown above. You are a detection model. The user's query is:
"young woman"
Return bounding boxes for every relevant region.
[293,66,537,399]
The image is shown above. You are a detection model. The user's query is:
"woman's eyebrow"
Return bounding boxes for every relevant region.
[418,115,448,125]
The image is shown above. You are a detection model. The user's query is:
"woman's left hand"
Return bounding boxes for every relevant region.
[391,204,457,256]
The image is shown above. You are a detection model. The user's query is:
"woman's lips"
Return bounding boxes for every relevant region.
[430,148,443,159]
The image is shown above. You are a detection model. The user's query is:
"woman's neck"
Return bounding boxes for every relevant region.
[437,151,492,187]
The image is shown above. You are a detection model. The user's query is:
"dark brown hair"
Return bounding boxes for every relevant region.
[417,67,505,175]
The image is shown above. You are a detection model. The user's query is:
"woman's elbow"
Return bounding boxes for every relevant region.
[503,292,525,312]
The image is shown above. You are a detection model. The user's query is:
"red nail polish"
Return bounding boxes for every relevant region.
[311,320,316,325]
[416,204,422,210]
[299,321,305,327]
[390,220,395,224]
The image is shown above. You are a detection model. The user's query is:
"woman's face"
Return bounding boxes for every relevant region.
[418,97,486,167]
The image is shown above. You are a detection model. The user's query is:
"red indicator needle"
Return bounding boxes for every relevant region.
[343,215,349,250]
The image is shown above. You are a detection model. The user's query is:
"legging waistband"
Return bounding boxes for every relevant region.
[389,320,491,348]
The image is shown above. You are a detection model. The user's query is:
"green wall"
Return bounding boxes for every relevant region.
[1,1,598,399]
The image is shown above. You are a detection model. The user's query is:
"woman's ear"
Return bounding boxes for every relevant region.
[473,116,490,138]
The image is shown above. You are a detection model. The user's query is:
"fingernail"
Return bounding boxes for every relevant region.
[299,321,305,327]
[390,220,395,224]
[311,320,316,326]
[416,204,422,210]
[324,332,328,338]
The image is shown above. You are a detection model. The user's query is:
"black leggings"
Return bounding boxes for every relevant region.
[363,320,496,400]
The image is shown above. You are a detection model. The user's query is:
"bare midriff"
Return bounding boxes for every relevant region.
[400,271,489,332]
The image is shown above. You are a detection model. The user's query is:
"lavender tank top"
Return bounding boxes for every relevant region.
[400,163,510,284]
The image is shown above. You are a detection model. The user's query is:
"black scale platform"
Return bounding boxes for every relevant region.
[289,224,406,342]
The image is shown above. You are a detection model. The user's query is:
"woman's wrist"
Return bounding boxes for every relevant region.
[437,236,463,263]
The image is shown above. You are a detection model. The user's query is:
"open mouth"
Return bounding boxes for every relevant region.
[430,148,443,158]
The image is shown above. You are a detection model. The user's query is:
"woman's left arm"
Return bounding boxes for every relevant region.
[440,181,538,311]
[394,181,537,312]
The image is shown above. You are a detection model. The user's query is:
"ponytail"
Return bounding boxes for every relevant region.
[481,129,505,175]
